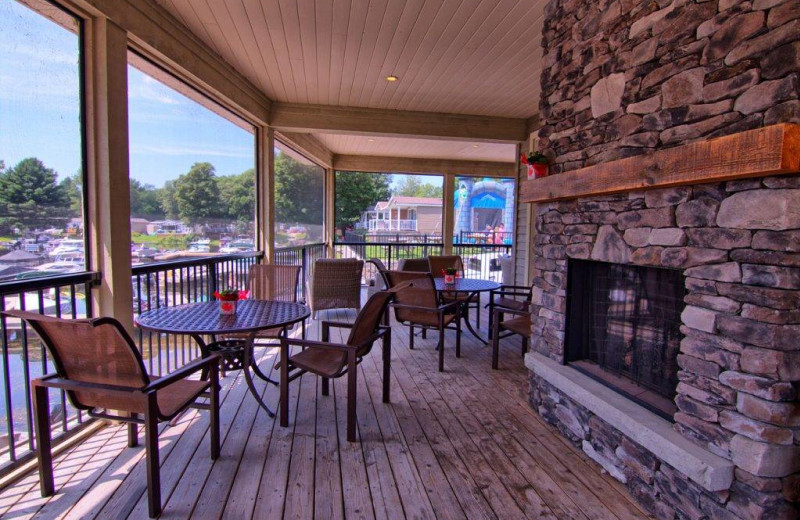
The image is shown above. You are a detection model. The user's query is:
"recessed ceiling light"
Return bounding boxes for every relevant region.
[386,75,399,82]
[367,138,375,142]
[472,144,480,148]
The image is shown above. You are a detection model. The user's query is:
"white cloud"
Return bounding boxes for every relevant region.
[129,144,253,159]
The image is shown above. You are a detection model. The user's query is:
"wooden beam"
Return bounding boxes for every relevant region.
[85,18,134,331]
[275,131,334,168]
[271,103,528,143]
[526,114,541,136]
[333,155,515,177]
[521,124,800,203]
[72,0,271,125]
[260,128,275,263]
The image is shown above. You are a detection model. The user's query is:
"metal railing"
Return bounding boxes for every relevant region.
[0,271,99,476]
[334,241,511,284]
[274,242,327,301]
[132,252,262,378]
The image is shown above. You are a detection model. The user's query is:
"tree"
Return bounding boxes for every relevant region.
[334,170,391,232]
[392,175,443,198]
[172,162,222,223]
[59,172,83,217]
[217,169,255,222]
[274,154,324,225]
[130,179,164,219]
[0,158,69,206]
[158,180,179,220]
[0,158,71,232]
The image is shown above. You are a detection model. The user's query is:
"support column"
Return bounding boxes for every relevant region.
[85,18,133,331]
[258,127,275,263]
[325,167,335,258]
[442,174,455,254]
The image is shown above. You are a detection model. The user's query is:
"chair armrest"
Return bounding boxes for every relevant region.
[322,320,355,330]
[492,306,530,319]
[35,375,142,400]
[143,354,221,393]
[282,337,354,352]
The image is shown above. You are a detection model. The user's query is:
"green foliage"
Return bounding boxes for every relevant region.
[392,175,442,198]
[59,172,83,216]
[172,162,222,223]
[274,153,324,225]
[217,168,255,222]
[0,158,71,232]
[334,170,391,232]
[130,179,164,219]
[158,180,179,220]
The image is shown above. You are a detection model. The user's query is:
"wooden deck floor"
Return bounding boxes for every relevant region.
[0,298,652,520]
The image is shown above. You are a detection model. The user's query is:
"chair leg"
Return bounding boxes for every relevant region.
[456,311,462,359]
[322,378,330,396]
[33,382,54,497]
[210,361,220,460]
[280,339,290,428]
[492,322,501,370]
[144,394,161,518]
[128,414,138,447]
[382,329,392,403]
[438,324,445,372]
[408,324,414,350]
[488,299,495,339]
[346,350,358,442]
[522,336,529,357]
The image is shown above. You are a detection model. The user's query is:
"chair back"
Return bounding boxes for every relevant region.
[2,310,148,408]
[308,258,364,312]
[247,264,300,302]
[384,270,440,326]
[397,258,430,273]
[346,291,393,355]
[428,255,464,277]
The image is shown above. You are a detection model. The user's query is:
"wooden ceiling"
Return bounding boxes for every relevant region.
[154,0,546,165]
[316,134,516,162]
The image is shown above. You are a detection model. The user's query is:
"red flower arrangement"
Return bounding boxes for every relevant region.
[521,151,549,179]
[214,289,250,315]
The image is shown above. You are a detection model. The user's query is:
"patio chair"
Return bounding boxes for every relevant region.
[490,306,530,369]
[384,270,461,372]
[397,257,430,272]
[366,257,388,298]
[3,310,220,518]
[306,258,364,318]
[245,263,304,339]
[427,255,481,327]
[487,283,532,338]
[279,290,393,441]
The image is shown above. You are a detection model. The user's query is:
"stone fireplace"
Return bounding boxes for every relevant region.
[521,1,800,518]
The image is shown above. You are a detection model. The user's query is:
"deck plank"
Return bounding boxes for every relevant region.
[0,299,653,520]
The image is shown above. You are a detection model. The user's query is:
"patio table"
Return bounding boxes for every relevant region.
[433,277,500,345]
[136,299,309,417]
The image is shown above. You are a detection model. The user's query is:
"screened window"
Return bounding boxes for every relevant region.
[453,176,515,245]
[127,54,256,263]
[274,142,325,248]
[0,0,85,280]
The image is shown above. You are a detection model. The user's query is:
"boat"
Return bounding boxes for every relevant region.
[48,239,85,258]
[188,239,211,253]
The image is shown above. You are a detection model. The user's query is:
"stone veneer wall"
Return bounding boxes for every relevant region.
[529,178,800,519]
[537,0,800,174]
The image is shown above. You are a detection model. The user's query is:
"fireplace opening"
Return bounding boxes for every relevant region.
[565,259,685,420]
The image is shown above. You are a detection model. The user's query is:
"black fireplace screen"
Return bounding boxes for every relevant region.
[565,259,684,417]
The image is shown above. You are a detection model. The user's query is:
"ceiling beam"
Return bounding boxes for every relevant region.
[333,155,516,177]
[275,131,333,168]
[271,103,529,143]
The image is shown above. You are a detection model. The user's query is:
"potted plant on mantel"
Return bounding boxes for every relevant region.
[521,151,549,180]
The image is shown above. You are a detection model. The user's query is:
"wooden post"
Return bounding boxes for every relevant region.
[85,18,134,330]
[442,174,455,254]
[325,167,335,258]
[258,127,275,263]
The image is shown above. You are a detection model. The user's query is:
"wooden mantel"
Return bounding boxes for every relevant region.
[521,124,800,203]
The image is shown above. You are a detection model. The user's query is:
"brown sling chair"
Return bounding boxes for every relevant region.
[279,290,393,442]
[427,255,482,328]
[4,310,221,518]
[383,270,462,372]
[490,306,531,369]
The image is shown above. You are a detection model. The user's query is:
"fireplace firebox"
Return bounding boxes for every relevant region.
[565,259,685,419]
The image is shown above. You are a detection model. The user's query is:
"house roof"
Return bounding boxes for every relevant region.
[0,250,41,262]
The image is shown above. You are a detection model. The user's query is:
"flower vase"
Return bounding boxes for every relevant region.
[533,163,548,178]
[444,274,456,284]
[219,300,237,315]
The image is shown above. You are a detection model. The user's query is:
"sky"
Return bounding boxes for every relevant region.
[0,0,254,188]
